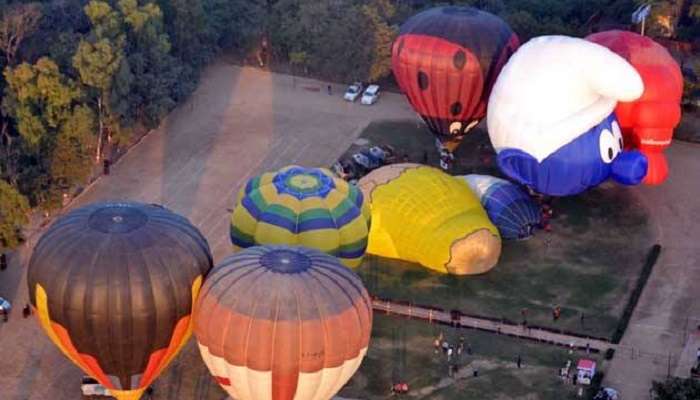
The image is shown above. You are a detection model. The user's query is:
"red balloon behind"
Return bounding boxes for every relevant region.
[587,30,683,185]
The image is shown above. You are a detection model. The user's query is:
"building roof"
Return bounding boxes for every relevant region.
[577,359,596,370]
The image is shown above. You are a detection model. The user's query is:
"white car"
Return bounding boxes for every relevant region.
[361,85,380,105]
[344,82,363,102]
[81,376,111,397]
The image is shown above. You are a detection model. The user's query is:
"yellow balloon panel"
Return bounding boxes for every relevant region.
[359,164,501,275]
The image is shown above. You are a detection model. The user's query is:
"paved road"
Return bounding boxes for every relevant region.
[603,141,700,398]
[0,62,416,400]
[372,299,613,353]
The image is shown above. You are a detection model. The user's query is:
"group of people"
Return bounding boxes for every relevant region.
[433,333,471,362]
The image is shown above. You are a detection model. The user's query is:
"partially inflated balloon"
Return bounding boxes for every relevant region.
[392,6,519,152]
[194,245,372,400]
[487,36,648,196]
[587,30,682,185]
[458,174,541,240]
[27,202,212,400]
[231,165,370,267]
[358,164,501,275]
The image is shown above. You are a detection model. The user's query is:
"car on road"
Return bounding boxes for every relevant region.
[0,297,11,322]
[344,82,364,102]
[81,376,111,398]
[361,84,380,105]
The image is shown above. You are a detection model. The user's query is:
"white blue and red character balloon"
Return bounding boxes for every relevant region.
[392,6,519,155]
[487,36,648,196]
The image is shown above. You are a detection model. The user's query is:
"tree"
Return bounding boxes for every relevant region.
[0,179,29,249]
[651,377,700,400]
[0,2,41,66]
[3,57,95,209]
[73,0,125,163]
[117,0,181,129]
[363,0,398,82]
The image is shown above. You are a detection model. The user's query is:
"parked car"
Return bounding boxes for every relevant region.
[593,387,619,400]
[344,82,364,102]
[361,84,380,105]
[0,297,10,322]
[81,376,111,397]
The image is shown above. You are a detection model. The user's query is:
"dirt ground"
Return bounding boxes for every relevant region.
[0,61,416,400]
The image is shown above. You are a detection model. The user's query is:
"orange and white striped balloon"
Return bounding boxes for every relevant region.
[194,246,372,400]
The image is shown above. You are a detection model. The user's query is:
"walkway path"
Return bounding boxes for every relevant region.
[372,299,614,353]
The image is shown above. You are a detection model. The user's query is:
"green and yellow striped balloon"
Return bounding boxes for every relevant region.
[230,166,371,267]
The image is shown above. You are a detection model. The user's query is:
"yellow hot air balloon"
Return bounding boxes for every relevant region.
[230,165,371,267]
[358,163,501,275]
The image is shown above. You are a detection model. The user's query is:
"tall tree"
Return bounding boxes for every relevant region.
[73,0,124,162]
[0,2,41,66]
[363,0,398,82]
[0,179,29,249]
[3,57,95,208]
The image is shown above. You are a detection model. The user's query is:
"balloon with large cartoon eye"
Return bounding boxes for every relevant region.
[587,30,683,185]
[487,36,649,196]
[392,6,519,157]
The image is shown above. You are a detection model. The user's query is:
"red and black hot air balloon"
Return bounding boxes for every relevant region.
[27,202,213,400]
[392,6,519,159]
[587,30,683,185]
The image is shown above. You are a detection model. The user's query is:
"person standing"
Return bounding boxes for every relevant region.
[517,355,522,368]
[327,85,332,95]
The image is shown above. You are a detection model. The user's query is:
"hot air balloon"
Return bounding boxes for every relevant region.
[391,6,519,165]
[358,164,501,275]
[27,202,213,400]
[458,174,541,240]
[487,36,649,196]
[194,245,372,400]
[230,165,371,268]
[587,30,683,185]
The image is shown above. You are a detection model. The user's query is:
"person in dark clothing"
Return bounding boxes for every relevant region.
[22,304,30,318]
[517,355,522,368]
[0,253,7,270]
[327,85,332,95]
[422,150,428,164]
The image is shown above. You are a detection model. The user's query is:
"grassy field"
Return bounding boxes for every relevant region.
[343,120,655,340]
[339,315,604,400]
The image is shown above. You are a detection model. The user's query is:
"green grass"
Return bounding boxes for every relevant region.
[339,315,604,400]
[345,120,655,340]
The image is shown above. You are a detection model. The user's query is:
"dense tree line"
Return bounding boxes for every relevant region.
[1,0,698,249]
[0,0,261,248]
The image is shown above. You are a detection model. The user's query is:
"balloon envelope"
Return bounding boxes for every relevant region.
[487,36,647,196]
[231,165,370,267]
[586,30,683,185]
[27,202,212,400]
[459,174,541,240]
[194,245,372,400]
[392,6,519,152]
[358,163,501,275]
